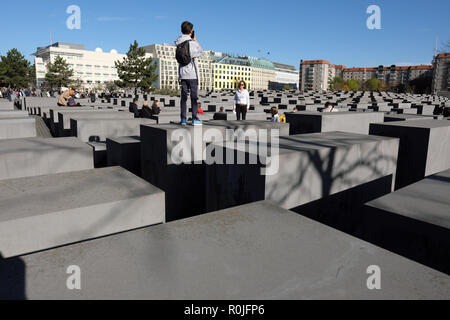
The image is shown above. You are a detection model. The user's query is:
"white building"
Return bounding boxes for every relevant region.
[142,43,214,91]
[33,42,153,89]
[270,62,299,90]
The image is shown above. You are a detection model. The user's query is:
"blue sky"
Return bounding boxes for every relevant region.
[1,0,449,68]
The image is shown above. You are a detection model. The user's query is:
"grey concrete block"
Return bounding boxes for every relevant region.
[362,169,450,274]
[71,118,156,142]
[0,137,93,181]
[0,111,29,118]
[369,120,450,189]
[0,201,448,299]
[205,131,399,212]
[107,136,141,176]
[0,166,165,259]
[286,112,384,135]
[0,118,36,140]
[57,110,133,137]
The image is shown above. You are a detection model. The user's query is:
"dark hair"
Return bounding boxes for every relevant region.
[133,98,139,103]
[271,106,278,115]
[325,102,333,107]
[181,21,193,35]
[238,80,246,89]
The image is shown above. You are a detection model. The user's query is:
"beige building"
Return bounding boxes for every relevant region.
[142,43,214,91]
[33,42,149,89]
[299,60,335,91]
[432,53,450,94]
[248,57,275,91]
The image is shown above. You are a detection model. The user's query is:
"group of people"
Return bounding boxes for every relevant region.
[0,88,38,101]
[129,99,161,118]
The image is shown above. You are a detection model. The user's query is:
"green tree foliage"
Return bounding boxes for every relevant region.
[28,63,36,87]
[282,84,293,91]
[0,48,32,88]
[347,79,359,91]
[44,56,74,89]
[365,78,381,91]
[104,81,119,93]
[115,40,158,95]
[330,77,345,91]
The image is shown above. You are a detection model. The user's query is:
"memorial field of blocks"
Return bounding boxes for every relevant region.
[0,89,449,299]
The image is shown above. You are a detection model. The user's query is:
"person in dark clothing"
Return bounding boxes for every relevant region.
[140,101,153,119]
[151,101,161,115]
[129,98,140,118]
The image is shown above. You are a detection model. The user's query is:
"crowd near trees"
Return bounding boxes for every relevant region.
[329,75,432,94]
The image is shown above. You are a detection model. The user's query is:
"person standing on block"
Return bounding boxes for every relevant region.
[175,21,204,126]
[234,80,250,120]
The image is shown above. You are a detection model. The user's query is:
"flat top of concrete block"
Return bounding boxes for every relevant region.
[73,118,155,124]
[276,131,398,154]
[289,111,382,117]
[0,137,90,151]
[0,117,35,122]
[384,114,428,120]
[107,136,141,144]
[372,119,450,129]
[10,201,450,299]
[366,169,450,229]
[0,166,163,222]
[87,141,107,151]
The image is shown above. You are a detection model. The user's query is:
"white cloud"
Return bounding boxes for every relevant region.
[97,17,130,22]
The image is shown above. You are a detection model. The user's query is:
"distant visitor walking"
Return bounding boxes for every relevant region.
[175,21,204,126]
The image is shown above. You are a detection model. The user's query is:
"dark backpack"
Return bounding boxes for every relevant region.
[176,40,192,65]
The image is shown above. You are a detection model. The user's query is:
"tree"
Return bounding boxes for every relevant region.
[44,56,74,90]
[365,78,381,91]
[115,40,158,95]
[347,79,359,91]
[104,81,119,94]
[330,77,345,91]
[282,84,293,91]
[0,48,32,88]
[72,78,84,91]
[28,63,36,88]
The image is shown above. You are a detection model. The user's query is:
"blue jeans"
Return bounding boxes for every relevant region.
[180,79,198,121]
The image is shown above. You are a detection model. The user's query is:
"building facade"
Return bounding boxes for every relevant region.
[248,57,275,91]
[299,60,334,91]
[300,57,433,91]
[142,43,214,91]
[343,65,433,88]
[269,62,299,90]
[432,53,450,93]
[33,42,145,89]
[212,54,251,90]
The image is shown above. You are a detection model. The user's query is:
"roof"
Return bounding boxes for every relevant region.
[273,62,297,71]
[436,53,450,59]
[248,57,275,69]
[344,65,433,72]
[301,60,330,65]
